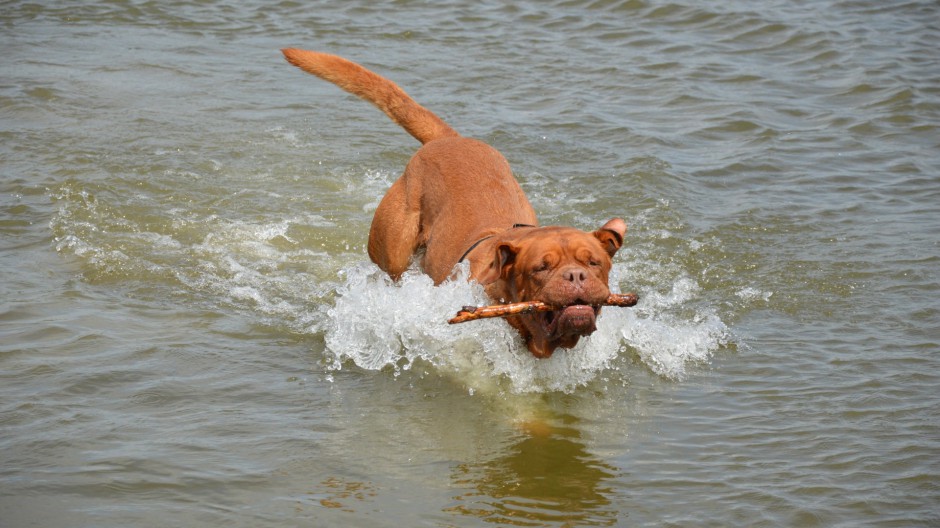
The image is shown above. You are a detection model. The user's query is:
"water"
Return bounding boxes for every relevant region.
[2,0,938,526]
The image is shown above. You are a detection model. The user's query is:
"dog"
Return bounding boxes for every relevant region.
[282,49,626,358]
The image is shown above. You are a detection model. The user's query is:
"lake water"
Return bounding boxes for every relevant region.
[2,1,938,526]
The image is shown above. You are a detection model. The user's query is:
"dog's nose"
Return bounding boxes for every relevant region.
[562,267,587,287]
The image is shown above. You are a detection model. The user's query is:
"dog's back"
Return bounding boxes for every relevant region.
[283,49,537,283]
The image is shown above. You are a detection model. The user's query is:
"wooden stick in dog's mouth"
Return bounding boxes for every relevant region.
[448,293,639,324]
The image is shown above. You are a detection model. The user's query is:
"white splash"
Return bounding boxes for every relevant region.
[736,286,773,302]
[322,261,731,393]
[49,178,731,392]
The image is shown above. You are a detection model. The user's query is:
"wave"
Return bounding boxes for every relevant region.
[49,172,733,395]
[321,260,731,394]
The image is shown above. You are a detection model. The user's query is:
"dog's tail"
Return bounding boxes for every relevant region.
[281,48,459,145]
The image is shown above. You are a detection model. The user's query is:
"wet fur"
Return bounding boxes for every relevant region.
[282,48,626,357]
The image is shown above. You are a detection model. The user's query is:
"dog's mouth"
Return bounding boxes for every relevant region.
[539,303,600,338]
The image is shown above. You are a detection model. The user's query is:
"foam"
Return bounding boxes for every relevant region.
[50,178,732,392]
[321,262,731,393]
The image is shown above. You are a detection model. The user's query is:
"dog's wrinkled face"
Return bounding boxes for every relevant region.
[482,218,626,358]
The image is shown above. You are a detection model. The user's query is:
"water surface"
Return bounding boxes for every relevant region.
[2,1,938,526]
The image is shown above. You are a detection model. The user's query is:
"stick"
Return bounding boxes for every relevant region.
[448,293,639,324]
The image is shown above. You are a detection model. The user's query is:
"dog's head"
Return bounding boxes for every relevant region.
[475,218,626,358]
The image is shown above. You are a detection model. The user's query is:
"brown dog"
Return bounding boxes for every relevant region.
[282,49,626,358]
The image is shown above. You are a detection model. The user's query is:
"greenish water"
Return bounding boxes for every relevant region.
[2,1,938,526]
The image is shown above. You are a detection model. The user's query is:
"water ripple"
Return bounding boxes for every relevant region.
[3,0,939,525]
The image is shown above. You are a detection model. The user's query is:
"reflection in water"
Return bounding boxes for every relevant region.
[312,476,377,513]
[447,420,619,526]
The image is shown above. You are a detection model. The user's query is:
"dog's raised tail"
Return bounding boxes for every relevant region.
[281,48,459,145]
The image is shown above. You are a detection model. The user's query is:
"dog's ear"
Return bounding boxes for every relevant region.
[594,218,626,257]
[476,242,519,285]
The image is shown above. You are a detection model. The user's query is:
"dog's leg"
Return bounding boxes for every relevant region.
[367,177,420,280]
